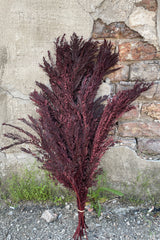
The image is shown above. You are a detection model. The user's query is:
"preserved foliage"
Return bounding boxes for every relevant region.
[1,33,153,240]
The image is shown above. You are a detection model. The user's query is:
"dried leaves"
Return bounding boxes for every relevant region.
[1,33,153,240]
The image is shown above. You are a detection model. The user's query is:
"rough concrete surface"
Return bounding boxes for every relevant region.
[102,146,160,194]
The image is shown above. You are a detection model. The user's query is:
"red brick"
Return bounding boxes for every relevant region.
[120,104,139,121]
[141,82,160,100]
[117,137,137,150]
[116,82,160,101]
[118,121,160,137]
[92,20,142,39]
[135,0,157,11]
[130,60,160,82]
[141,103,160,120]
[108,64,129,82]
[119,41,157,61]
[138,138,160,155]
[116,82,139,93]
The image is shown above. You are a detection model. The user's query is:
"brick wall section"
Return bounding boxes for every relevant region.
[92,0,160,160]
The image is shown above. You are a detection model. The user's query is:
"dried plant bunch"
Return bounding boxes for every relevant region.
[1,33,153,240]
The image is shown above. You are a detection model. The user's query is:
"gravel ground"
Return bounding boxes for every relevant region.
[0,199,160,240]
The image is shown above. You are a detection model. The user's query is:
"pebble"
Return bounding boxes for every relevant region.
[99,215,103,221]
[41,210,57,223]
[65,204,70,210]
[9,206,15,210]
[58,213,63,219]
[8,211,13,216]
[6,234,12,240]
[73,212,78,219]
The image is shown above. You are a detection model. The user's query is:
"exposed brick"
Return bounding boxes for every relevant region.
[130,60,160,81]
[92,19,142,39]
[108,64,129,82]
[141,82,160,100]
[135,0,157,11]
[120,104,139,121]
[116,82,138,93]
[118,121,160,137]
[141,103,160,120]
[119,41,157,61]
[117,137,137,151]
[116,81,160,100]
[138,138,160,155]
[116,82,133,90]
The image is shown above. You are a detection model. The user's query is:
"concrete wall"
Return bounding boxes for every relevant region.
[0,0,160,195]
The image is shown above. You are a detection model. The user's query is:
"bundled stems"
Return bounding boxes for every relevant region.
[0,33,153,240]
[73,199,88,240]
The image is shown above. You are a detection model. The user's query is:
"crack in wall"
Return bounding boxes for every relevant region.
[76,0,106,20]
[0,87,30,101]
[76,0,89,15]
[94,0,106,11]
[0,46,7,83]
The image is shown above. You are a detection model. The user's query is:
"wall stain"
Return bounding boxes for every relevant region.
[0,46,7,83]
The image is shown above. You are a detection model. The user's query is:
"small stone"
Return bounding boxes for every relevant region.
[74,212,78,219]
[61,195,65,199]
[41,210,57,223]
[6,235,12,240]
[88,207,93,212]
[9,206,15,210]
[61,229,65,234]
[96,223,101,227]
[8,211,13,216]
[65,204,70,210]
[58,213,63,219]
[99,216,103,221]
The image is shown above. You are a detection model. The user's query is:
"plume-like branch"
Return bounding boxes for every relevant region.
[0,33,153,240]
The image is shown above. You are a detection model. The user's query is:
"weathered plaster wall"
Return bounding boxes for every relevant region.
[0,0,160,195]
[0,0,94,177]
